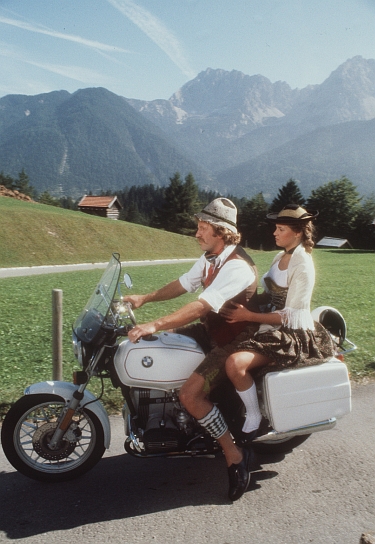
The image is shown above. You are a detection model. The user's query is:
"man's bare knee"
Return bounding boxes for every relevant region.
[180,373,205,410]
[225,353,236,376]
[225,353,244,379]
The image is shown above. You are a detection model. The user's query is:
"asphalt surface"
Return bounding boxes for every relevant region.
[0,381,374,544]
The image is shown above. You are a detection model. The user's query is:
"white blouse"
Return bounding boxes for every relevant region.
[261,244,315,330]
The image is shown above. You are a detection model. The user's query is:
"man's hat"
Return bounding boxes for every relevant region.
[266,203,318,224]
[195,197,238,233]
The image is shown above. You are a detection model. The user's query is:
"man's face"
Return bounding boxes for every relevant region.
[195,221,225,254]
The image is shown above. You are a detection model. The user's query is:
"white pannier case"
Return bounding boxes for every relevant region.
[261,360,351,432]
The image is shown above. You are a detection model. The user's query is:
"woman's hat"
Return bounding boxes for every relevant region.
[266,203,318,223]
[195,197,238,233]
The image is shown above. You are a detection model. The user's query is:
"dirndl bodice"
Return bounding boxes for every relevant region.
[261,276,288,312]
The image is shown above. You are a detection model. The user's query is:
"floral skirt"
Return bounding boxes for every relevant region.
[235,321,337,379]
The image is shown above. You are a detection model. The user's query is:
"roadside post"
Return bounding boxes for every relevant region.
[52,288,63,380]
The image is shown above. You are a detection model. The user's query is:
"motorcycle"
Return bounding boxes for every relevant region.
[1,253,357,482]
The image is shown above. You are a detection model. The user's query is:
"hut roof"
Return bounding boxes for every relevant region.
[78,195,122,209]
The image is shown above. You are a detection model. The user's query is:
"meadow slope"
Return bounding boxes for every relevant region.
[0,197,201,267]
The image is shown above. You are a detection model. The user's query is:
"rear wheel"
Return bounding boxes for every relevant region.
[1,394,105,482]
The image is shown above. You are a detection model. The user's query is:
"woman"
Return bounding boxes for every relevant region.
[221,203,335,454]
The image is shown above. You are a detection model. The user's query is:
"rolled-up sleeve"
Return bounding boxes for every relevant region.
[198,260,255,313]
[179,257,205,293]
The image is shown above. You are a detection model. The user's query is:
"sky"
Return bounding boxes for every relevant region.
[0,0,374,102]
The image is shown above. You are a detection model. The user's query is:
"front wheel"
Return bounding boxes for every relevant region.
[1,394,106,482]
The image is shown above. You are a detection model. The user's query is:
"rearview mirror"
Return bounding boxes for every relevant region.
[123,273,133,289]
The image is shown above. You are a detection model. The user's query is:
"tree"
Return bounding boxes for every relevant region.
[0,171,15,190]
[155,172,201,235]
[0,168,35,198]
[117,184,165,226]
[59,196,78,210]
[352,194,375,249]
[306,177,362,240]
[238,193,271,249]
[122,202,148,225]
[269,179,305,212]
[16,169,34,197]
[38,191,61,207]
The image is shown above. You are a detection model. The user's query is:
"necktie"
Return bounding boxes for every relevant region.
[204,262,215,287]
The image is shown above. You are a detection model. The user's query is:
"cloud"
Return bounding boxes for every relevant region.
[26,60,115,85]
[0,15,130,54]
[107,0,196,78]
[0,43,115,85]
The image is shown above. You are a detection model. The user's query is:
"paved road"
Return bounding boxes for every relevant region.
[0,259,197,278]
[0,382,374,544]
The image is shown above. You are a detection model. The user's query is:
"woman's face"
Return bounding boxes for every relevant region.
[273,224,302,251]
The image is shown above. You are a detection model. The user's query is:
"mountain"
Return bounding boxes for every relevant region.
[127,69,299,173]
[216,118,375,198]
[128,56,375,197]
[0,56,375,200]
[0,87,211,198]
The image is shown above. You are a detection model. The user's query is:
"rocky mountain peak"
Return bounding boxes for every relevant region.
[169,67,292,118]
[285,56,375,127]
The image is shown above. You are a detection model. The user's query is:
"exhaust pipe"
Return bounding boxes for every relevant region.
[255,417,337,443]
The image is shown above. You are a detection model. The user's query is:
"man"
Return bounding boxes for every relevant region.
[125,197,258,501]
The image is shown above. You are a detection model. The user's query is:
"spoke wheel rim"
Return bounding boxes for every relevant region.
[13,401,97,474]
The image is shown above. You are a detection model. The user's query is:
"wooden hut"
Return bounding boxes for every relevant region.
[316,237,353,249]
[78,195,122,220]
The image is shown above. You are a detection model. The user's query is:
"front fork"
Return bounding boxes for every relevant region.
[48,346,105,450]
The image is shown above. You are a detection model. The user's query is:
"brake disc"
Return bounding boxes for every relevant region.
[32,422,77,460]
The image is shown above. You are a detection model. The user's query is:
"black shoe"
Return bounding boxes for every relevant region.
[227,448,251,501]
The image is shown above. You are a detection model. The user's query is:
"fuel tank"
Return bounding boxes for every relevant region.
[114,332,205,391]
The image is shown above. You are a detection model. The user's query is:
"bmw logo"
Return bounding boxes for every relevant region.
[142,356,153,368]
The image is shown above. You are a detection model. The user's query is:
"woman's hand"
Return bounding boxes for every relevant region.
[220,302,253,323]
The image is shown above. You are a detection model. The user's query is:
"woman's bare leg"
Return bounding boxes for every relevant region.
[226,351,271,434]
[226,350,271,391]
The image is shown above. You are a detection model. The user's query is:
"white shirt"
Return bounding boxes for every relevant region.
[179,245,256,313]
[265,261,288,288]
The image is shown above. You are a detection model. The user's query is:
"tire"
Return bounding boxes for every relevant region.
[252,433,311,454]
[1,394,106,482]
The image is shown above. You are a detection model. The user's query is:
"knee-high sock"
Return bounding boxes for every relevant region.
[197,405,228,439]
[236,383,262,433]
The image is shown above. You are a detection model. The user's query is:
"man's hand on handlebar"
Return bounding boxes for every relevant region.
[122,294,147,309]
[128,322,157,343]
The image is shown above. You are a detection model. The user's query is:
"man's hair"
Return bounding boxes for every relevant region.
[213,224,241,245]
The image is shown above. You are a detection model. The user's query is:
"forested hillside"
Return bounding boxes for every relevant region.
[0,88,210,199]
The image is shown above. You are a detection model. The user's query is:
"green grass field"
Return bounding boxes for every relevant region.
[1,249,374,418]
[0,197,201,267]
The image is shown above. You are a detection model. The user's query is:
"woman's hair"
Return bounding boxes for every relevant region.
[289,221,315,253]
[213,224,241,245]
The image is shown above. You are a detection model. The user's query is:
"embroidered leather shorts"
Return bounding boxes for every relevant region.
[175,323,258,393]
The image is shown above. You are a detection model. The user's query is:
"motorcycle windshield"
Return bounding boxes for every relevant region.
[73,253,121,343]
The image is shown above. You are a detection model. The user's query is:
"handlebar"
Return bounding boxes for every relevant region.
[123,301,137,326]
